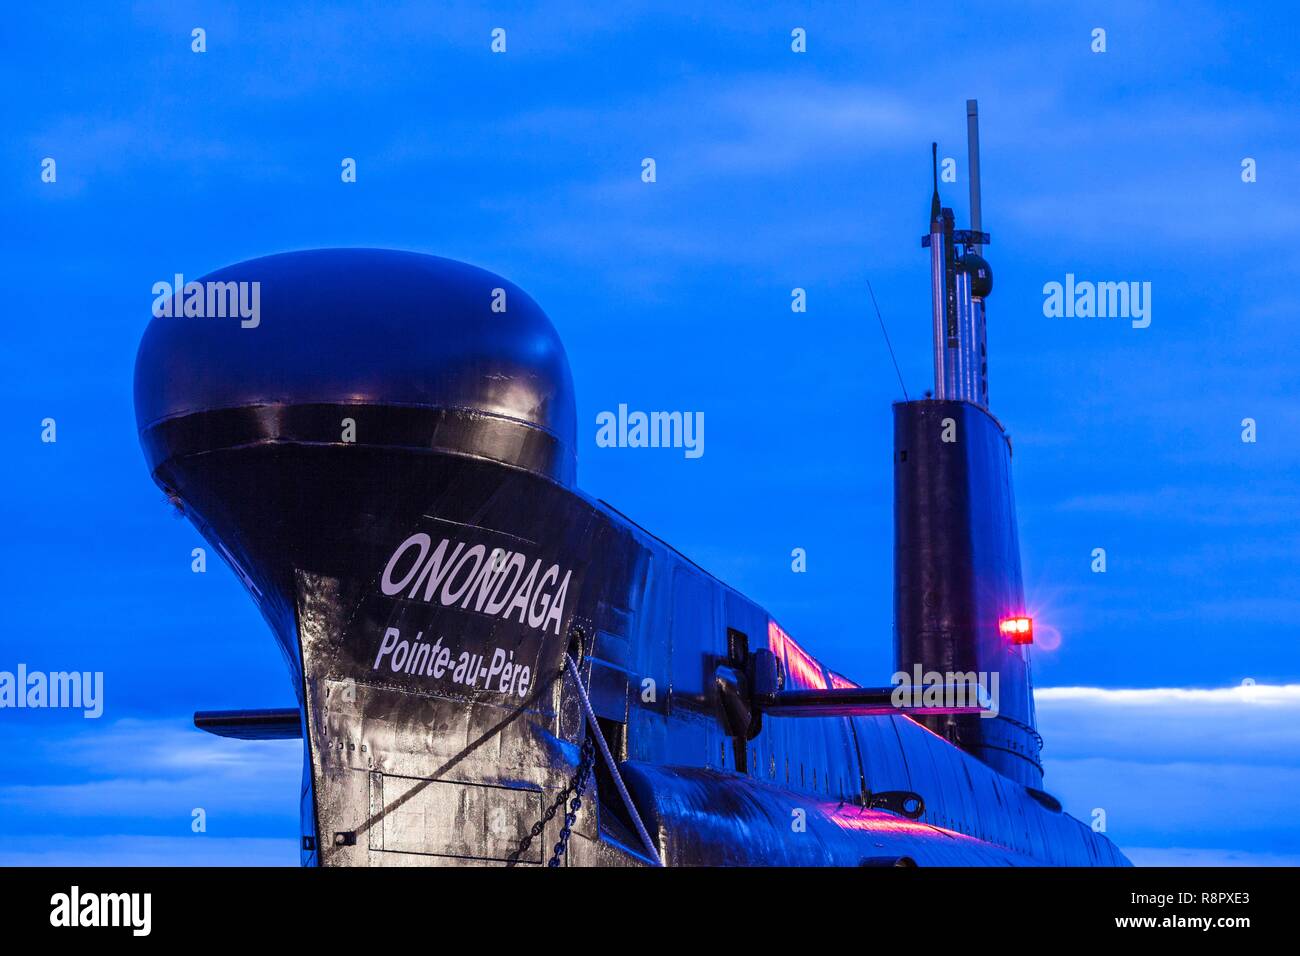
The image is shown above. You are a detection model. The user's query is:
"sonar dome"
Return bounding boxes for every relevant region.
[133,249,578,486]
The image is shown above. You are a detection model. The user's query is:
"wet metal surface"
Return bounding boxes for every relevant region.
[136,249,1129,867]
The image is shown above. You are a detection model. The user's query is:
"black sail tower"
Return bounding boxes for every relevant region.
[893,101,1043,787]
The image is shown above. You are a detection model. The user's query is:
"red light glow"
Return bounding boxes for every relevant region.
[998,616,1033,644]
[1034,622,1062,651]
[767,620,828,690]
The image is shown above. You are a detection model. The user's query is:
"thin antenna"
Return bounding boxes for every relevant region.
[966,100,982,253]
[930,142,941,221]
[867,279,909,402]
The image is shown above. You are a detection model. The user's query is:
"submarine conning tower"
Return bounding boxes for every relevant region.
[893,101,1043,788]
[133,248,578,689]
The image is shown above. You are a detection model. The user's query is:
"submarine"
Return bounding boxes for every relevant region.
[133,101,1130,867]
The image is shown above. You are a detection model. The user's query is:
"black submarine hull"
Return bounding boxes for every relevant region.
[134,249,1129,866]
[146,411,1125,867]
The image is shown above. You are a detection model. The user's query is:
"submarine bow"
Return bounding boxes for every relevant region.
[134,249,595,865]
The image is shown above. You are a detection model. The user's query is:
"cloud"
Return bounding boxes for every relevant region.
[0,835,295,867]
[690,81,921,176]
[0,718,299,835]
[1037,684,1300,861]
[1040,682,1300,706]
[1123,846,1300,867]
[1038,683,1300,761]
[1053,486,1300,528]
[36,717,299,777]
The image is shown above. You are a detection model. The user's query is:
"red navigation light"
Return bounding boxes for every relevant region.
[999,616,1033,644]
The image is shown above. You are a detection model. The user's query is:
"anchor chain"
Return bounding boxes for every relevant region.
[506,732,596,867]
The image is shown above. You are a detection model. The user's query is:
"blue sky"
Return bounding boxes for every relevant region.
[1,2,1297,865]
